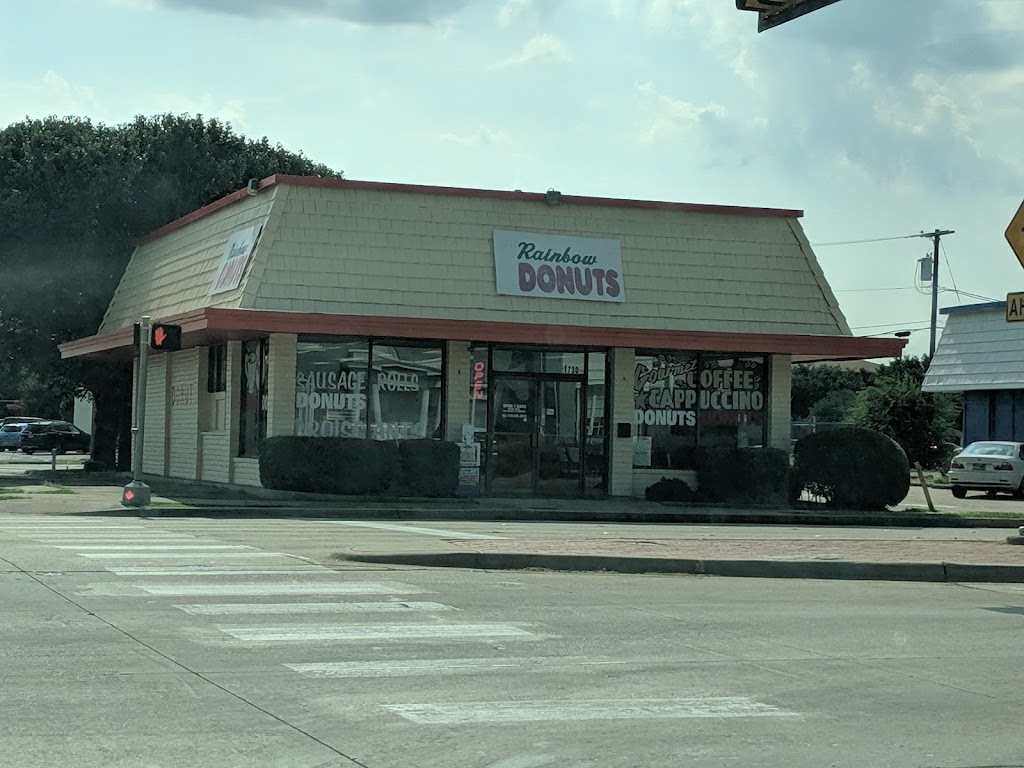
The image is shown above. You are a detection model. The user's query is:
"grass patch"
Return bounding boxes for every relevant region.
[38,482,75,495]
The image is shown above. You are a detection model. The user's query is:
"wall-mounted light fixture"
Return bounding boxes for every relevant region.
[545,188,562,206]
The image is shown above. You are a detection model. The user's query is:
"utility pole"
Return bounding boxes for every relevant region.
[915,229,955,359]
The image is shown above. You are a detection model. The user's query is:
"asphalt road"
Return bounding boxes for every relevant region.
[1,513,1023,768]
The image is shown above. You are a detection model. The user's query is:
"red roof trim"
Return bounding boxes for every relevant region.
[60,308,906,361]
[133,175,804,246]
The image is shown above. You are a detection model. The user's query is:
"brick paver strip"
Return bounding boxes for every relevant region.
[452,538,1024,565]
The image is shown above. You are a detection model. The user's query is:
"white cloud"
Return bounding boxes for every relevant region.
[437,125,509,147]
[497,33,570,67]
[497,0,530,26]
[0,71,104,127]
[634,81,727,142]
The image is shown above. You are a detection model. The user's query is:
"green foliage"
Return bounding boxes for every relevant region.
[397,440,459,497]
[645,477,699,503]
[259,437,397,495]
[0,114,341,465]
[792,426,910,509]
[846,355,960,468]
[696,447,791,505]
[791,364,873,419]
[259,437,459,497]
[807,389,857,424]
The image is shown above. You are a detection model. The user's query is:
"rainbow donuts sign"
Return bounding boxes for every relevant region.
[493,230,625,303]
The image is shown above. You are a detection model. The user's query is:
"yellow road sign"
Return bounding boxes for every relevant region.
[1006,200,1024,269]
[1007,292,1024,322]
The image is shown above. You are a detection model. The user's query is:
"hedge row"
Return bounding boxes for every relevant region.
[645,447,790,504]
[259,437,459,497]
[645,428,909,511]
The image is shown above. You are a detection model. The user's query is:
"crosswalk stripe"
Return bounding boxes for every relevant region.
[221,623,533,642]
[77,552,295,559]
[137,583,423,596]
[107,566,329,576]
[55,545,254,551]
[285,657,585,678]
[35,538,203,545]
[385,697,798,724]
[175,601,454,616]
[2,526,143,531]
[328,521,504,540]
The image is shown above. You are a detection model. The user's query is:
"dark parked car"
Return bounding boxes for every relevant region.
[20,421,91,455]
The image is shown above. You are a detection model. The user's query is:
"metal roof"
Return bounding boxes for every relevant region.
[923,303,1024,392]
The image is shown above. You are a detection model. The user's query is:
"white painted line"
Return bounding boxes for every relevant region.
[287,657,569,678]
[176,601,454,616]
[328,521,504,540]
[55,545,254,551]
[37,540,203,548]
[385,697,798,724]
[107,566,330,576]
[28,533,191,539]
[222,623,533,643]
[1,526,144,531]
[77,552,294,559]
[138,582,423,596]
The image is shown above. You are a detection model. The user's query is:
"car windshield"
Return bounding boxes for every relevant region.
[962,442,1018,457]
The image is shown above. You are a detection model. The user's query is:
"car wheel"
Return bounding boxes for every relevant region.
[1015,480,1024,499]
[951,485,967,499]
[22,448,34,455]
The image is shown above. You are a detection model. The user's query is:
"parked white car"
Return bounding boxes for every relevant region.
[949,441,1024,498]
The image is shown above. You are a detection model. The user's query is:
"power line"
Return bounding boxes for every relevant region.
[835,286,920,293]
[851,320,934,331]
[940,239,962,303]
[812,234,919,247]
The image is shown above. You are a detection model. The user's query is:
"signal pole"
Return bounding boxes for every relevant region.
[915,229,955,359]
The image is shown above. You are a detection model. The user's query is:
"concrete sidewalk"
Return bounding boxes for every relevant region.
[3,475,1024,583]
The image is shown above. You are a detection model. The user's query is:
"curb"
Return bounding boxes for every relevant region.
[120,506,1023,528]
[338,552,1024,583]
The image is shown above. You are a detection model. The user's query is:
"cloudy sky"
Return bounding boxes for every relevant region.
[4,0,1023,358]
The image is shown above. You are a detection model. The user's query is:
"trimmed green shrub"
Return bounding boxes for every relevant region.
[397,439,459,497]
[792,426,910,509]
[645,476,699,503]
[696,447,791,505]
[259,437,398,495]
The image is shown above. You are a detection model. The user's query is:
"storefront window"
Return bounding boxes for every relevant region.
[585,351,608,492]
[633,353,699,469]
[295,337,444,440]
[699,355,767,449]
[295,339,369,438]
[492,348,585,375]
[369,345,443,440]
[633,352,767,468]
[239,339,268,456]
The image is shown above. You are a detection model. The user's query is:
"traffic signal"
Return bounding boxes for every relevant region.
[150,323,182,351]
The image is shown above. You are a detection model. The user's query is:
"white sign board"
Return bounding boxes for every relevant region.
[210,224,262,295]
[493,230,625,302]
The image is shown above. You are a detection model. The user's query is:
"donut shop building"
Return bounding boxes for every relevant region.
[60,176,905,498]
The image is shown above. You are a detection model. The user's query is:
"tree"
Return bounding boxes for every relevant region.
[791,363,873,420]
[0,114,341,467]
[808,389,858,423]
[846,355,961,468]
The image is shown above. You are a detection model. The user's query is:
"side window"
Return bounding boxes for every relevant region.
[208,345,227,393]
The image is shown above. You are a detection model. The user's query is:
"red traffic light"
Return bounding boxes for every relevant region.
[150,323,182,351]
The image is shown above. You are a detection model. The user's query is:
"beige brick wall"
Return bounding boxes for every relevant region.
[224,340,242,479]
[607,348,635,497]
[445,341,472,441]
[231,457,262,487]
[142,355,168,475]
[247,185,848,338]
[167,348,201,479]
[199,432,230,483]
[266,333,297,438]
[769,354,792,452]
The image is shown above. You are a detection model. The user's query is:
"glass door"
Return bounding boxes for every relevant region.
[488,376,583,497]
[489,378,535,495]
